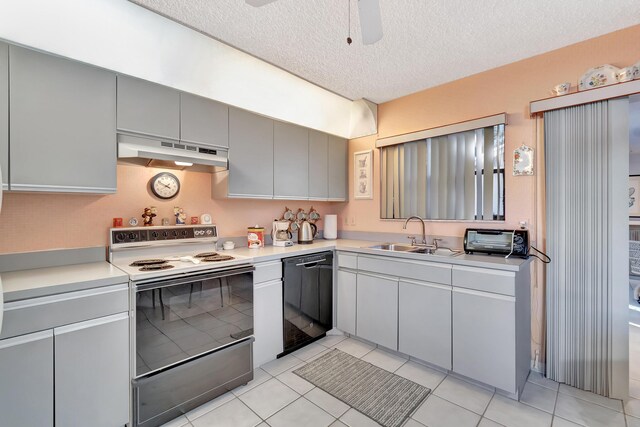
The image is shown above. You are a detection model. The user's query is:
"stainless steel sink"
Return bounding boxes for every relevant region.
[367,243,463,257]
[367,243,418,252]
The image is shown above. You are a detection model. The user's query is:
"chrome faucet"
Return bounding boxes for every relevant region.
[402,216,427,245]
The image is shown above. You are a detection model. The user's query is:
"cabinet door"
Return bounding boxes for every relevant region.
[399,280,451,369]
[0,331,53,426]
[452,288,516,392]
[9,46,116,193]
[254,279,283,368]
[356,273,398,350]
[274,121,309,199]
[117,74,180,140]
[180,92,229,147]
[328,135,348,201]
[337,269,357,335]
[308,130,328,200]
[228,108,274,198]
[0,42,7,190]
[54,313,129,427]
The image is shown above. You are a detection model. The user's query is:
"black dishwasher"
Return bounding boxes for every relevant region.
[280,251,333,356]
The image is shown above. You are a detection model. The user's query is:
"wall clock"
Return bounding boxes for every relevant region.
[150,172,180,199]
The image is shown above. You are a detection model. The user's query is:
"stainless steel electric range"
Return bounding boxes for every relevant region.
[109,225,254,427]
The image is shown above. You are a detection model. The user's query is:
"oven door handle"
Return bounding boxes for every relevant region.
[135,265,255,291]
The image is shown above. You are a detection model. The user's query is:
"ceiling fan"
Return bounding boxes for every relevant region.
[245,0,383,45]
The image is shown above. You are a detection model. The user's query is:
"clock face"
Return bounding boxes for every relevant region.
[150,172,180,199]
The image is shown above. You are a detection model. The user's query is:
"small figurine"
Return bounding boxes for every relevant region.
[174,206,187,225]
[142,207,156,226]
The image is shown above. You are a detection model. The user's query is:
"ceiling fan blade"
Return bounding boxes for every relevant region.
[358,0,383,45]
[245,0,278,7]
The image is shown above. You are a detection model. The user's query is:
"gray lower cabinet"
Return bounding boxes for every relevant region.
[9,45,117,193]
[0,330,54,426]
[254,279,283,368]
[398,280,452,369]
[274,121,309,199]
[180,92,229,148]
[228,108,274,198]
[0,42,7,190]
[308,130,328,200]
[327,135,348,201]
[54,312,129,427]
[336,269,357,335]
[452,287,516,392]
[117,74,180,140]
[356,273,398,350]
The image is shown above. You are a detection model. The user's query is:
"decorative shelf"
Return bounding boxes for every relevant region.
[530,79,640,115]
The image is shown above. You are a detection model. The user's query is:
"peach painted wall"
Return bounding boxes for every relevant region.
[337,24,640,362]
[0,164,340,253]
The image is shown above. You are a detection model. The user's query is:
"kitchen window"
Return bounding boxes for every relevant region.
[378,117,505,220]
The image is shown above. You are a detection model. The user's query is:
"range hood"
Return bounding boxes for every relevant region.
[117,134,228,171]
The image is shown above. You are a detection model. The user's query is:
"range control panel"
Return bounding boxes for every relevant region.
[110,225,217,245]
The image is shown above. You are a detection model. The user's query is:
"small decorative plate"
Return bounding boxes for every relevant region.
[514,144,534,176]
[579,64,620,91]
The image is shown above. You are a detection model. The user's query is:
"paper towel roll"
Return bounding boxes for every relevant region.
[324,214,337,240]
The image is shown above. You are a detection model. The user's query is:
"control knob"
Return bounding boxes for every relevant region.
[115,233,126,242]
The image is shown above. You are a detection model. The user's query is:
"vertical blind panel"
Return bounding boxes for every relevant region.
[483,127,495,220]
[545,101,610,396]
[464,132,476,220]
[417,142,427,218]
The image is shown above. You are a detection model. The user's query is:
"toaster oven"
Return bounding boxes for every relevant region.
[463,228,529,258]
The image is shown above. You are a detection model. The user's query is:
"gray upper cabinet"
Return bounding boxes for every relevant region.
[308,130,328,200]
[9,46,117,193]
[0,331,54,426]
[328,135,348,201]
[180,92,229,148]
[54,313,129,427]
[0,42,7,190]
[117,75,180,140]
[228,108,274,198]
[274,121,308,199]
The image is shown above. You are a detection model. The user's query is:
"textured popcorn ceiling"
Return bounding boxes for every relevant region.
[131,0,640,103]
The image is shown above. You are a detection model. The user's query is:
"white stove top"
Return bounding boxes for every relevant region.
[108,225,252,282]
[110,250,252,282]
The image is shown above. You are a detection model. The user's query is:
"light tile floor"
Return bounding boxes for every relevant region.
[161,335,640,427]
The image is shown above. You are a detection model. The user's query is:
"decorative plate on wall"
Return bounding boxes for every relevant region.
[514,144,534,176]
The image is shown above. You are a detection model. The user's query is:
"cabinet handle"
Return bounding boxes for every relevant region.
[0,330,53,349]
[54,312,128,335]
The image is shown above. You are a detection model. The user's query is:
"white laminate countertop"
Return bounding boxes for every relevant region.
[1,262,129,302]
[221,238,531,272]
[0,239,530,303]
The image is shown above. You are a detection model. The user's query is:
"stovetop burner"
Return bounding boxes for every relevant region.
[139,264,175,271]
[201,255,235,262]
[194,252,219,258]
[130,259,168,267]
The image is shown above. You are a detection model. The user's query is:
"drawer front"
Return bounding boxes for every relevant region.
[337,252,357,270]
[357,255,451,285]
[452,265,516,296]
[254,261,282,284]
[1,284,129,339]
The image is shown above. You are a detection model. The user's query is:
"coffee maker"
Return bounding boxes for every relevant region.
[272,220,294,247]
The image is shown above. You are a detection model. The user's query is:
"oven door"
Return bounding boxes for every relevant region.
[134,266,254,377]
